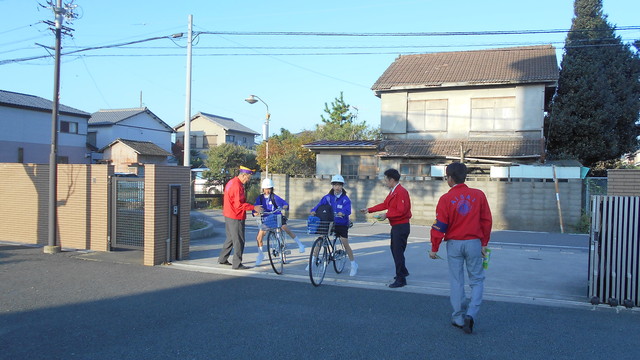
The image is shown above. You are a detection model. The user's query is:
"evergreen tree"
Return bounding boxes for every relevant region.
[320,91,353,125]
[317,92,381,140]
[546,0,640,167]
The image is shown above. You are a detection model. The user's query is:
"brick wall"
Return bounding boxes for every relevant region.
[143,165,191,266]
[607,169,640,196]
[0,163,112,248]
[270,174,583,233]
[0,163,190,266]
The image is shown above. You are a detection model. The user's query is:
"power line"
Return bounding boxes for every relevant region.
[0,34,180,65]
[197,26,640,37]
[2,27,638,65]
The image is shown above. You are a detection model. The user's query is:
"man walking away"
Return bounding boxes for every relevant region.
[429,162,492,334]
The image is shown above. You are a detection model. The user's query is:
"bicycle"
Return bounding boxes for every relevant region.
[306,217,348,286]
[256,209,290,275]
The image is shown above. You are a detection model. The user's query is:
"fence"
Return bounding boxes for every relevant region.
[588,196,640,307]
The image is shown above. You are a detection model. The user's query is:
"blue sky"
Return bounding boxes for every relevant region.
[1,0,639,139]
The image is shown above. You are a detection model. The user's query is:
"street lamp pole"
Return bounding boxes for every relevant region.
[244,95,270,178]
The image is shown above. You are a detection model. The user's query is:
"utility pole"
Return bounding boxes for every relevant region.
[183,14,193,168]
[45,0,64,254]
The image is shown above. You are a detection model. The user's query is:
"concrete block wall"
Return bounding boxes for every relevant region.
[270,174,582,233]
[607,169,640,196]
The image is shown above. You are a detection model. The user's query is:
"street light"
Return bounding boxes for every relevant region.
[245,95,271,178]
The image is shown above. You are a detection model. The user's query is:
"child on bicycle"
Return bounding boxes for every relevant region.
[254,178,305,266]
[309,174,358,276]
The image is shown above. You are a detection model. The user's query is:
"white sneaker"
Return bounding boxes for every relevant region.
[349,262,358,277]
[298,244,306,253]
[256,252,264,266]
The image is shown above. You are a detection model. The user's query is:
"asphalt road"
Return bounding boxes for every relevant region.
[1,244,638,360]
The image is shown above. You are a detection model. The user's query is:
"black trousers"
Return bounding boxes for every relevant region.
[390,222,410,281]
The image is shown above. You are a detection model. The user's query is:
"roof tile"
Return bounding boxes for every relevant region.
[372,45,558,91]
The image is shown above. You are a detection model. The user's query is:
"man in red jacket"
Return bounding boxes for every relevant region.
[218,166,263,270]
[361,169,412,288]
[429,162,492,334]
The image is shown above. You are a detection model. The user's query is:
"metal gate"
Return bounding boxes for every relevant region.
[111,177,145,249]
[588,196,640,307]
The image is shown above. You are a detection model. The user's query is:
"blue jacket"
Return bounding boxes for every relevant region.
[311,192,351,226]
[254,193,288,214]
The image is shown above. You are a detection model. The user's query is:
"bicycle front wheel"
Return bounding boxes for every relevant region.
[267,231,284,275]
[309,237,329,286]
[332,236,347,273]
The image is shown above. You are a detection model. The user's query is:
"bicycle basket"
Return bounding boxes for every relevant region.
[258,214,281,231]
[307,216,332,235]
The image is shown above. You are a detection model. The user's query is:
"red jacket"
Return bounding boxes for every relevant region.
[223,176,255,220]
[368,183,412,226]
[430,183,492,252]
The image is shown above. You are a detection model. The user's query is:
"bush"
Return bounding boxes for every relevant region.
[573,211,591,234]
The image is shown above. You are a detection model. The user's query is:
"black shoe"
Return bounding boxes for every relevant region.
[233,264,251,270]
[463,315,474,334]
[388,280,406,288]
[219,260,232,266]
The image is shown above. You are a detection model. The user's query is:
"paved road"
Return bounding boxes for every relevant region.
[1,244,639,360]
[187,210,594,308]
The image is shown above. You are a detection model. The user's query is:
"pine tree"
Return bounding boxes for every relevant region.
[546,0,640,167]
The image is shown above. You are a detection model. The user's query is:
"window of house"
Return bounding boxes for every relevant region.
[341,155,377,177]
[60,121,78,134]
[470,97,515,131]
[400,163,431,176]
[57,156,69,164]
[18,147,24,163]
[87,132,97,147]
[341,156,360,177]
[407,99,448,132]
[226,134,235,143]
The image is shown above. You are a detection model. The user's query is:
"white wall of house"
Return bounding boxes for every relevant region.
[380,84,546,140]
[0,105,88,164]
[92,112,172,152]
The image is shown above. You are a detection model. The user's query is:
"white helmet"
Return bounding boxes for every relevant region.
[331,174,345,184]
[261,178,274,189]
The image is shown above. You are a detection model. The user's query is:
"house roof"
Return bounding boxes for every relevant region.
[88,107,174,132]
[174,112,259,135]
[371,45,559,92]
[379,139,544,159]
[303,139,544,160]
[0,89,90,117]
[303,140,379,150]
[100,138,172,156]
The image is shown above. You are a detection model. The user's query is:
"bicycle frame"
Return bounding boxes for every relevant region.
[257,210,289,275]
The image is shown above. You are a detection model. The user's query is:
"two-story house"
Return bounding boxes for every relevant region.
[304,45,559,177]
[173,112,259,160]
[87,107,174,163]
[0,89,91,164]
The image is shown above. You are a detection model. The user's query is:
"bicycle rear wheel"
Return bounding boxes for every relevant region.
[332,236,347,273]
[309,237,328,286]
[267,231,284,275]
